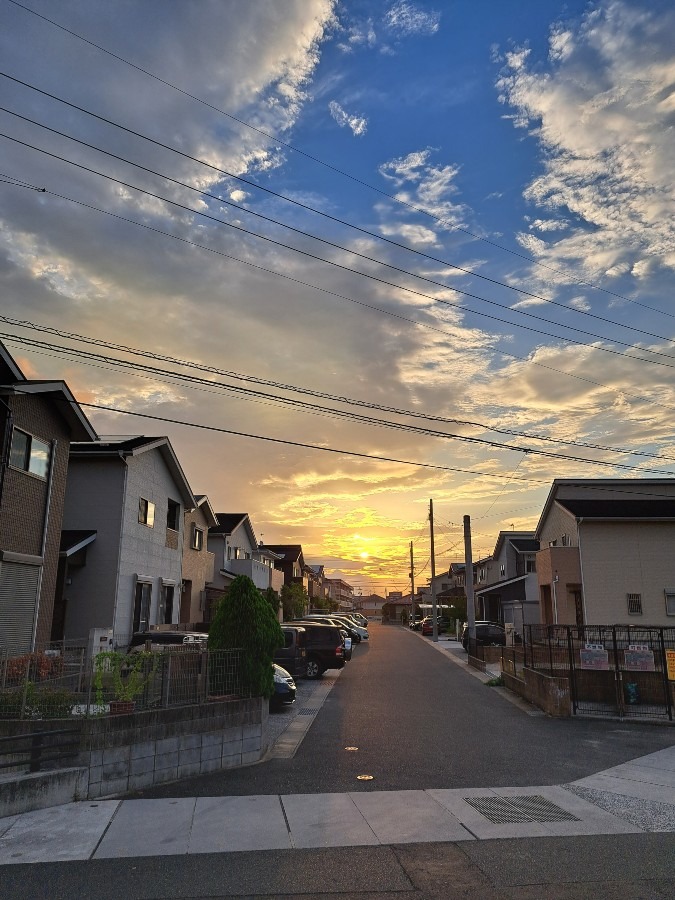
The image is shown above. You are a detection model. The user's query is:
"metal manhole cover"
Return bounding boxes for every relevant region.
[464,795,580,824]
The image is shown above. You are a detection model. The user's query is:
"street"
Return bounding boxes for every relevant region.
[1,621,674,899]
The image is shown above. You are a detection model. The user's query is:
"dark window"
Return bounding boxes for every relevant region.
[162,584,175,624]
[139,498,155,527]
[133,581,152,632]
[9,428,50,478]
[166,499,180,531]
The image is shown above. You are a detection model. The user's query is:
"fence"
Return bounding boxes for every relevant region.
[518,625,675,720]
[0,645,246,720]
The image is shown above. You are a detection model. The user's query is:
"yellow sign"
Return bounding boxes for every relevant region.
[667,649,675,682]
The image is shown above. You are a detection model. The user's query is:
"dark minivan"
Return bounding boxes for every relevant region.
[274,625,308,678]
[289,621,346,679]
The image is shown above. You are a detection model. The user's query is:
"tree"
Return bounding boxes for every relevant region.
[263,587,280,617]
[208,576,283,698]
[280,582,308,620]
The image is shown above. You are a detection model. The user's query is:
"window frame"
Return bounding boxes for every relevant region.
[138,497,155,527]
[665,589,675,617]
[627,593,643,616]
[191,525,204,551]
[166,498,180,531]
[9,427,51,479]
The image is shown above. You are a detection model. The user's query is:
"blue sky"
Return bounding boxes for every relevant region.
[1,1,674,593]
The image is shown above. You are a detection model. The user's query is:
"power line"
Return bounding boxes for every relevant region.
[5,1,665,316]
[6,330,675,477]
[1,89,672,342]
[5,130,675,378]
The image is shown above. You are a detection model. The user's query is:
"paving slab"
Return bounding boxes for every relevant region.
[281,792,379,848]
[189,795,291,853]
[0,815,18,839]
[94,798,195,858]
[598,761,675,789]
[0,801,119,864]
[572,772,675,804]
[350,789,473,843]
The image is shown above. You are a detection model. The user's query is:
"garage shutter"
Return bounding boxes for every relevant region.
[0,561,41,654]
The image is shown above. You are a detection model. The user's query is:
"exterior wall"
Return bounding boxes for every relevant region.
[116,451,185,638]
[580,521,675,625]
[0,394,73,650]
[535,546,582,625]
[538,502,579,548]
[62,458,125,640]
[270,568,284,594]
[181,506,215,624]
[227,557,272,589]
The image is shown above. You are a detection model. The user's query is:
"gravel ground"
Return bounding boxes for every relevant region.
[565,783,675,832]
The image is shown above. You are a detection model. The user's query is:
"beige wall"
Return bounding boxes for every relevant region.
[580,521,675,625]
[181,507,215,624]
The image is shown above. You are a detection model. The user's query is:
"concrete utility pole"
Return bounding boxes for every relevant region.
[430,499,438,642]
[409,541,415,626]
[464,514,476,642]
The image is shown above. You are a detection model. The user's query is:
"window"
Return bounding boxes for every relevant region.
[627,593,642,616]
[500,564,506,577]
[9,428,51,478]
[526,558,536,573]
[166,499,180,531]
[138,498,155,527]
[561,534,570,547]
[665,590,675,616]
[191,526,204,551]
[161,583,175,625]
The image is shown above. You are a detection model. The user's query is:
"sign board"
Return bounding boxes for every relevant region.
[580,648,609,670]
[666,649,675,682]
[624,649,655,672]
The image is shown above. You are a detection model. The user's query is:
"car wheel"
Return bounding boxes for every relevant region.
[305,658,321,679]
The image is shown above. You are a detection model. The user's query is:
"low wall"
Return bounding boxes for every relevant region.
[502,668,571,717]
[0,696,268,813]
[467,645,502,672]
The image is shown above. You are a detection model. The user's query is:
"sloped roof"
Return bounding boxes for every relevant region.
[210,513,248,535]
[263,544,303,562]
[557,499,675,519]
[510,538,540,551]
[60,529,97,556]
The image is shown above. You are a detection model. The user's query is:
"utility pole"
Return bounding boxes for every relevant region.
[409,541,415,626]
[430,499,438,642]
[464,515,476,642]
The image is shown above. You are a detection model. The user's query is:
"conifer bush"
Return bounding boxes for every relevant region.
[208,575,284,698]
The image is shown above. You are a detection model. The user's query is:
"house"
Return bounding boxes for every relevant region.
[325,578,354,612]
[179,494,217,626]
[307,563,329,607]
[261,544,307,592]
[474,532,540,632]
[356,593,386,619]
[535,478,675,626]
[0,342,97,653]
[58,436,195,644]
[206,515,285,619]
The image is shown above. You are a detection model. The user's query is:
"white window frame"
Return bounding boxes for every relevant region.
[192,525,204,551]
[9,427,51,479]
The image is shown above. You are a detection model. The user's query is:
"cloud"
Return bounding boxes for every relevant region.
[384,2,440,37]
[328,100,368,135]
[496,0,675,285]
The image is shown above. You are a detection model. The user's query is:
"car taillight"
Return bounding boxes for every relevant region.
[336,644,343,657]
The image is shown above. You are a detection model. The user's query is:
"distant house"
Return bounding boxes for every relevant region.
[474,532,540,632]
[180,494,217,626]
[261,544,307,591]
[59,436,195,643]
[206,515,284,618]
[0,342,97,653]
[325,578,354,612]
[357,593,386,619]
[307,564,328,607]
[535,478,675,626]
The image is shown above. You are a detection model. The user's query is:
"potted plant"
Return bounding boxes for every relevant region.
[93,650,155,714]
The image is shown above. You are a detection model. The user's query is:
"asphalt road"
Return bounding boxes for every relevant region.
[137,621,675,798]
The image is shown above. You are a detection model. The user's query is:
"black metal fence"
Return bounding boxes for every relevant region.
[520,624,675,720]
[0,646,246,720]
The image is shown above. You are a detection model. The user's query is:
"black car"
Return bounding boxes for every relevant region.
[461,622,506,650]
[270,663,296,711]
[288,621,346,678]
[274,626,307,678]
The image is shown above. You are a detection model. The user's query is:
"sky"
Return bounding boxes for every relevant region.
[1,0,675,596]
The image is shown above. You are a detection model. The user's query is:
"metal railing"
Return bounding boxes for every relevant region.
[0,646,247,720]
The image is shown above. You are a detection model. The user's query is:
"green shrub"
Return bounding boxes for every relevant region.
[209,575,283,698]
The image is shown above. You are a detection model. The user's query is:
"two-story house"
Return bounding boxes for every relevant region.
[0,342,97,653]
[59,436,195,644]
[474,531,540,632]
[535,478,675,626]
[262,545,307,592]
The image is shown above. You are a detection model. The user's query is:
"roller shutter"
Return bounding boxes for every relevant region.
[0,560,41,654]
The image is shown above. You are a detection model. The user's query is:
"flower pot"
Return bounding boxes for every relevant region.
[109,699,136,715]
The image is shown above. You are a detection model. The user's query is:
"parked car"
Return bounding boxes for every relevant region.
[409,613,423,629]
[349,613,368,628]
[127,631,208,652]
[274,626,307,678]
[332,616,369,641]
[299,615,360,647]
[421,616,446,636]
[288,621,347,678]
[270,663,296,711]
[461,622,506,650]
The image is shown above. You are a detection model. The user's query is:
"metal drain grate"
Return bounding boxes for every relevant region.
[297,708,319,716]
[464,795,580,824]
